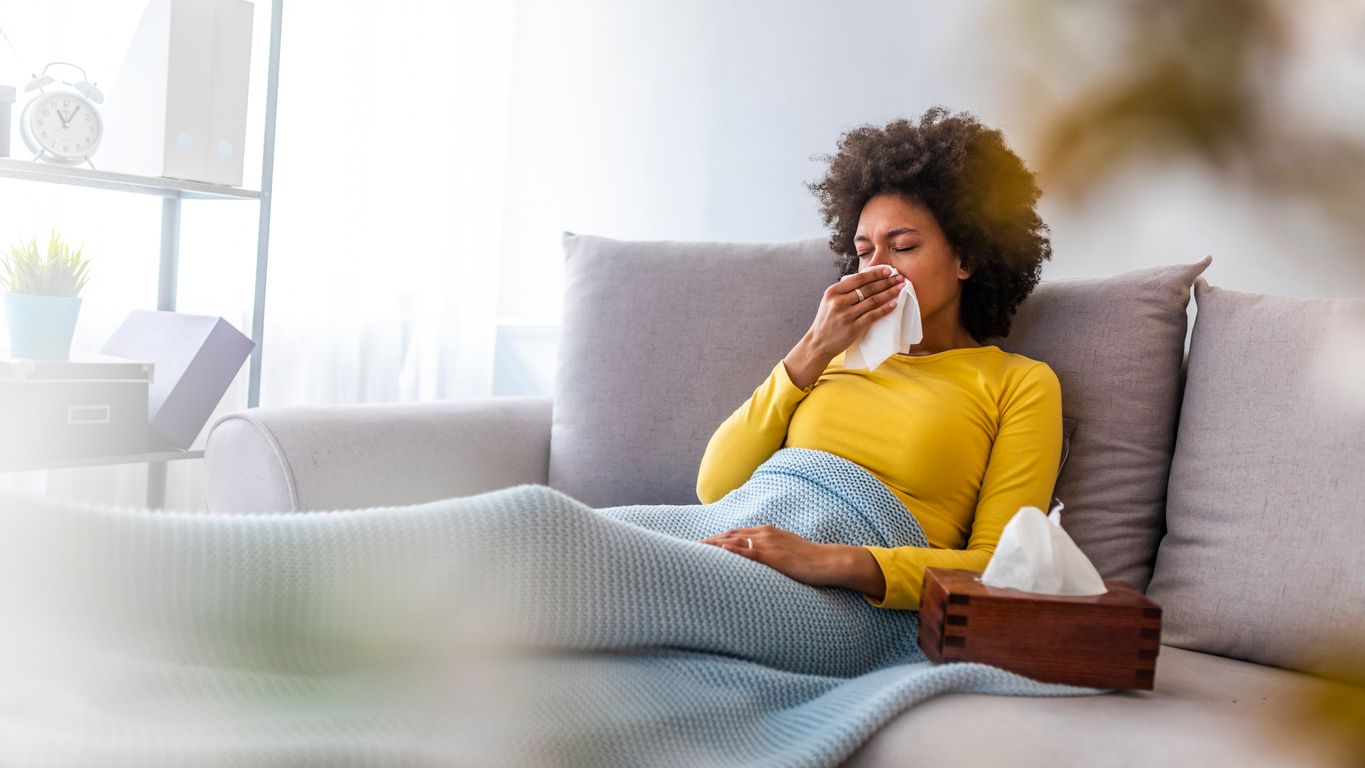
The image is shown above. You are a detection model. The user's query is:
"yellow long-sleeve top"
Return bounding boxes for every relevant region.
[695,345,1063,611]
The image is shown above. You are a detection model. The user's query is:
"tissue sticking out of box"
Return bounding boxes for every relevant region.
[979,500,1108,596]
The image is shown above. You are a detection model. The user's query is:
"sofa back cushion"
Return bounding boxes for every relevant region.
[979,257,1211,592]
[551,233,1206,593]
[549,233,841,507]
[1144,279,1365,685]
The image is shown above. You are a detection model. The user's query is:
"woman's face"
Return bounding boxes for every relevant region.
[854,192,972,330]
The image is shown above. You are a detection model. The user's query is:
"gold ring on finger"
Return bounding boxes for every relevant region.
[854,288,865,302]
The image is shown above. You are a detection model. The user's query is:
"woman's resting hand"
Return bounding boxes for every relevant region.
[700,526,887,601]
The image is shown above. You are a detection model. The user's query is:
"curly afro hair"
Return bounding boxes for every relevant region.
[806,106,1051,343]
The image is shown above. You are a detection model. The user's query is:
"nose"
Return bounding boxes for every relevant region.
[865,247,892,272]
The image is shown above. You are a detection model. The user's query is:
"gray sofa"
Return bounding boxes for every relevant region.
[205,233,1365,767]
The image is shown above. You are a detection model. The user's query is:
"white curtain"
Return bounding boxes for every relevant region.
[262,0,514,405]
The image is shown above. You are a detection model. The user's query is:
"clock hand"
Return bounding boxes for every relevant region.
[56,108,70,128]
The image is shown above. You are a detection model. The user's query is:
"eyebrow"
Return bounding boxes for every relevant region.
[854,227,919,243]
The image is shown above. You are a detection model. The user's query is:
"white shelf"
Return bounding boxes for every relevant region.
[0,158,261,200]
[0,447,205,473]
[0,0,283,509]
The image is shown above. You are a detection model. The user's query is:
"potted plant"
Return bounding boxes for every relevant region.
[1,228,94,360]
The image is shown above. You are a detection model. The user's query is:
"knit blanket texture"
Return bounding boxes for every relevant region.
[0,447,1112,767]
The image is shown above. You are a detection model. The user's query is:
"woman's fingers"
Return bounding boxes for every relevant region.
[840,266,901,299]
[701,528,761,547]
[707,536,758,555]
[851,282,901,322]
[721,543,758,559]
[880,271,905,294]
[841,270,903,317]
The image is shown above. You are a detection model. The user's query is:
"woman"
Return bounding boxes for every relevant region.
[697,106,1063,612]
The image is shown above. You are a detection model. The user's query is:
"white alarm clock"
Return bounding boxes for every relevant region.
[20,62,105,168]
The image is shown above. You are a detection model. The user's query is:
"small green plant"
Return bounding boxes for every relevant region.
[0,228,94,297]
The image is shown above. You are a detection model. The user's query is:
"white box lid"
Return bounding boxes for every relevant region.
[0,350,154,382]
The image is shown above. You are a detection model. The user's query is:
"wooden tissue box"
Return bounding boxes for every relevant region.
[918,567,1163,690]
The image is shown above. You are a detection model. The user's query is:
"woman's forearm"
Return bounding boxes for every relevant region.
[822,544,886,602]
[783,333,834,391]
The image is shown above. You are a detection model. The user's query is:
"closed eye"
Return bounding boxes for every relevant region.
[857,247,916,258]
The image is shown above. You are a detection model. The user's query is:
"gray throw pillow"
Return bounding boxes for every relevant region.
[550,233,842,508]
[1145,279,1365,685]
[982,257,1212,592]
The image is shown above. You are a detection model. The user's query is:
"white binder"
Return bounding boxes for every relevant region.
[100,0,255,186]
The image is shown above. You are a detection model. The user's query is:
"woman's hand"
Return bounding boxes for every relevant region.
[782,265,905,390]
[804,265,904,359]
[699,525,841,587]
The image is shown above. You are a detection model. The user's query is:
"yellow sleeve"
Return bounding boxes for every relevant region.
[861,363,1064,611]
[696,359,814,503]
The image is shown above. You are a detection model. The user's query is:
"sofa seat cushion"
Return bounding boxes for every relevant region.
[842,645,1365,768]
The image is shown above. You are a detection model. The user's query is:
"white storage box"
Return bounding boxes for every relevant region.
[0,352,153,465]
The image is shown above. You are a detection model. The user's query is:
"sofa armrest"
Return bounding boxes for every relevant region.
[203,396,553,513]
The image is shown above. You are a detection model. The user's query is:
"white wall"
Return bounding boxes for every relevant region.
[497,0,953,322]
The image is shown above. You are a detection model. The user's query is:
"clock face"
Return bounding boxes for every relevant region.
[24,91,103,160]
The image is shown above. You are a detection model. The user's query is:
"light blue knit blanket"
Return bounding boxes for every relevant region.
[0,447,1112,767]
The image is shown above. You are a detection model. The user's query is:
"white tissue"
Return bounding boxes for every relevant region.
[979,500,1109,596]
[842,265,923,371]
